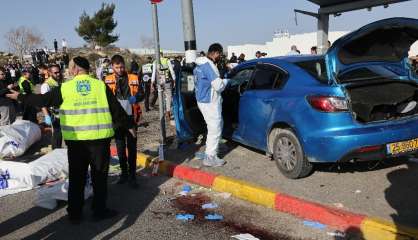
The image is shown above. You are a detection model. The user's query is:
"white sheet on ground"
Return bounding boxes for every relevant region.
[0,149,69,198]
[0,120,41,158]
[0,161,33,197]
[35,178,93,210]
[29,149,68,185]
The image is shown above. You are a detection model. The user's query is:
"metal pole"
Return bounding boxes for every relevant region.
[151,3,166,168]
[181,0,197,65]
[317,13,329,54]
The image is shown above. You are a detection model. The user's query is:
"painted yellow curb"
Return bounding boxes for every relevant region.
[135,152,418,240]
[136,153,153,168]
[361,217,418,240]
[136,154,172,174]
[212,175,276,208]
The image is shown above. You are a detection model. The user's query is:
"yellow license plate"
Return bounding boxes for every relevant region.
[387,138,418,155]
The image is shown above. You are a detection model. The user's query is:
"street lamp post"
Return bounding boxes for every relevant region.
[150,0,166,175]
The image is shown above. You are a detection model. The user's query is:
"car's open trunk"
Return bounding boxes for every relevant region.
[346,81,418,123]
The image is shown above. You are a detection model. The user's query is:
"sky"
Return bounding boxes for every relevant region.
[0,0,417,52]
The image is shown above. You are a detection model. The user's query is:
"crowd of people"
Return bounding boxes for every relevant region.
[1,45,184,222]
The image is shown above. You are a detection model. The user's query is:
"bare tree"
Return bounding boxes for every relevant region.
[140,35,154,49]
[4,26,44,61]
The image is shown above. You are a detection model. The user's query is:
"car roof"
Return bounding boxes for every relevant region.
[241,55,324,66]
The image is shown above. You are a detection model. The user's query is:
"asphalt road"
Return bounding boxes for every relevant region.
[163,141,418,230]
[0,173,340,240]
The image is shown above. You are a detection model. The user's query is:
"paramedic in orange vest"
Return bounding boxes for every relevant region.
[105,55,143,188]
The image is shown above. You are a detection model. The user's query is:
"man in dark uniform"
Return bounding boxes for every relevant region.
[140,56,156,112]
[7,56,134,224]
[18,68,37,123]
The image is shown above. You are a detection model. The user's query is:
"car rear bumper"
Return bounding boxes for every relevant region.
[302,118,418,163]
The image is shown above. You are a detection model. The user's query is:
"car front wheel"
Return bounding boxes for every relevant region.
[272,129,313,179]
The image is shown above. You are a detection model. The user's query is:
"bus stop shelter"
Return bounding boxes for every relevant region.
[296,0,410,53]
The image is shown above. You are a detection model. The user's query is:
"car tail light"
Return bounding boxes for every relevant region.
[308,96,348,112]
[356,145,383,153]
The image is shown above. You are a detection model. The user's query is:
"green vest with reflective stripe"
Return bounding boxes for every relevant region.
[158,57,171,79]
[46,77,59,88]
[60,74,114,140]
[18,76,34,94]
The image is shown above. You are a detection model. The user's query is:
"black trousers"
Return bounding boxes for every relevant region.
[65,138,111,218]
[115,126,137,179]
[51,117,62,149]
[143,81,158,111]
[22,105,37,123]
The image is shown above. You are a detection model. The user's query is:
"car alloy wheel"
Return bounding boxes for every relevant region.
[272,129,313,179]
[276,137,297,171]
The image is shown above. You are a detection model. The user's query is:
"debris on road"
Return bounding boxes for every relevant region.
[205,213,223,221]
[302,220,327,230]
[333,202,344,208]
[214,192,232,199]
[327,230,346,238]
[178,190,188,196]
[223,221,283,240]
[202,202,218,209]
[231,233,260,240]
[182,185,192,192]
[178,185,192,196]
[176,213,195,221]
[173,193,211,221]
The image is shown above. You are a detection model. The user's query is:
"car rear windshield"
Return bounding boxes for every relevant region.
[338,65,403,83]
[295,59,329,84]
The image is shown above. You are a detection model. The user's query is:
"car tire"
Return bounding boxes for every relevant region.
[272,129,313,179]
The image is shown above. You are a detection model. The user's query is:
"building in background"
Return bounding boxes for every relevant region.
[228,30,418,59]
[129,48,184,57]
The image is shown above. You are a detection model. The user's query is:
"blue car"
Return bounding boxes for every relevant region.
[174,17,418,178]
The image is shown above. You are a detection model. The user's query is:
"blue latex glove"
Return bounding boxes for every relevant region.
[176,214,194,221]
[205,213,223,221]
[128,96,137,104]
[44,115,52,125]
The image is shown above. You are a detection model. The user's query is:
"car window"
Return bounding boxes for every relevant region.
[338,65,402,83]
[295,59,328,84]
[228,68,254,87]
[249,64,284,90]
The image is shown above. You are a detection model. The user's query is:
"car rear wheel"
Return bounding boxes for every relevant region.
[272,129,313,179]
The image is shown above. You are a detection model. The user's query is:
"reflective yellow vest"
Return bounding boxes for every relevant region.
[156,57,172,80]
[46,77,59,88]
[18,76,34,94]
[60,74,114,140]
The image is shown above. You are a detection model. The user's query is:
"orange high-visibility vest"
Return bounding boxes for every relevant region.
[105,73,142,124]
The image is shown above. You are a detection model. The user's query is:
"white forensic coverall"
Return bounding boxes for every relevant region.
[194,57,229,157]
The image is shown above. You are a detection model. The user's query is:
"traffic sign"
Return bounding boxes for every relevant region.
[150,0,163,4]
